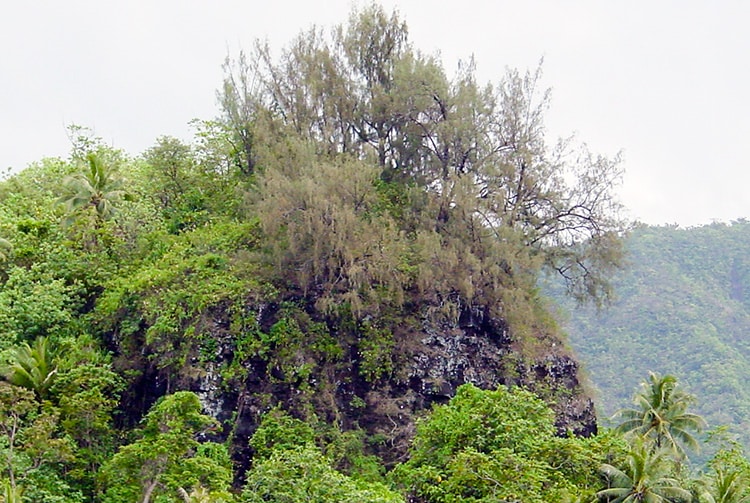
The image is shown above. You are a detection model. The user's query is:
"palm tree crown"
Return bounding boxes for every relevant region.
[614,372,707,459]
[695,467,750,503]
[594,440,692,503]
[58,153,131,223]
[1,336,58,399]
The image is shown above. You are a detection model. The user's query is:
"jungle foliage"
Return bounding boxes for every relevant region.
[2,4,741,503]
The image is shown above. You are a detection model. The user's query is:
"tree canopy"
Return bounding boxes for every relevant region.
[222,4,626,315]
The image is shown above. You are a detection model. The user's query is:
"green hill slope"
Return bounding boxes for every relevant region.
[559,221,750,440]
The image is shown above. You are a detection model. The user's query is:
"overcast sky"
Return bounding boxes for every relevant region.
[2,1,748,227]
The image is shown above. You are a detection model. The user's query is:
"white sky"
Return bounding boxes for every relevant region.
[2,1,748,227]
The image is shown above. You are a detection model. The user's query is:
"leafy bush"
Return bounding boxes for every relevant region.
[391,383,615,502]
[242,445,402,503]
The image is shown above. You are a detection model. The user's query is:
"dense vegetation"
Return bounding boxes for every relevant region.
[557,222,750,449]
[3,4,750,503]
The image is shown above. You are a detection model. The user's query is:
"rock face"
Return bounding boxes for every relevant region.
[355,307,596,464]
[126,305,596,472]
[171,302,597,470]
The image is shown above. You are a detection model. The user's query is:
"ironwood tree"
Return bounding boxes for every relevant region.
[219,4,626,324]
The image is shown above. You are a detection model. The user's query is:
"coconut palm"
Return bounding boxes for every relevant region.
[1,336,58,399]
[593,441,691,503]
[57,152,131,225]
[614,372,706,459]
[694,468,750,503]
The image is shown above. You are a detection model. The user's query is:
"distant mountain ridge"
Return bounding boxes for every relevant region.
[556,221,750,444]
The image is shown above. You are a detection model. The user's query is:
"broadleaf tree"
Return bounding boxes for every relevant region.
[98,391,232,503]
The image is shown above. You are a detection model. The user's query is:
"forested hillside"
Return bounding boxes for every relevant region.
[559,221,750,444]
[2,4,750,503]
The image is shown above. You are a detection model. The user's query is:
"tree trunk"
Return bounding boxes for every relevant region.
[141,479,159,503]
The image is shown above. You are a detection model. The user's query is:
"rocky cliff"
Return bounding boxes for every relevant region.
[118,299,596,473]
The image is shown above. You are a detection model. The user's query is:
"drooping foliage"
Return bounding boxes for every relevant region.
[221,4,626,319]
[695,443,750,503]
